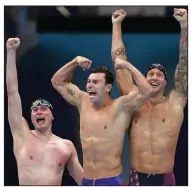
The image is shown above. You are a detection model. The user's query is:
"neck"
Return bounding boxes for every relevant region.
[34,127,52,142]
[93,95,112,109]
[149,91,165,104]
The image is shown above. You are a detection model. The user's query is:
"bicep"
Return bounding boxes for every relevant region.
[8,92,30,138]
[52,82,84,107]
[122,91,147,111]
[67,142,82,174]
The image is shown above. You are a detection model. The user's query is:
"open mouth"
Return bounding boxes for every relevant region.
[150,82,159,87]
[88,91,97,96]
[36,117,45,124]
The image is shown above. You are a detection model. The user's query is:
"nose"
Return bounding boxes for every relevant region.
[36,108,43,114]
[152,74,158,80]
[87,82,93,89]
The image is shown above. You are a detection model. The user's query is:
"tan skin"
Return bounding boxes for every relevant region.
[111,8,188,174]
[51,56,154,179]
[6,38,83,185]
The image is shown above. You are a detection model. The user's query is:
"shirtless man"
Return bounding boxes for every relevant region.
[51,55,155,185]
[111,8,188,186]
[6,37,83,185]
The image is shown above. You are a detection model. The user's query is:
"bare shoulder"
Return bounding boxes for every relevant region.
[52,135,74,148]
[63,139,76,152]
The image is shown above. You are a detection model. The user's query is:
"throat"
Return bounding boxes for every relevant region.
[33,130,53,142]
[149,96,166,105]
[93,97,112,110]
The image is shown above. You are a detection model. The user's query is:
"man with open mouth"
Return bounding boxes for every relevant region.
[111,8,188,186]
[6,37,83,185]
[51,54,155,185]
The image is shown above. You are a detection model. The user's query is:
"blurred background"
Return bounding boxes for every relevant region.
[4,6,188,186]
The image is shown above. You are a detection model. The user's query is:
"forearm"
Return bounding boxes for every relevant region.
[124,62,152,95]
[69,165,84,185]
[112,24,134,95]
[111,24,127,62]
[51,59,78,86]
[174,22,188,97]
[6,50,18,94]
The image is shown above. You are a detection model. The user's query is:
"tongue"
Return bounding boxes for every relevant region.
[37,119,45,124]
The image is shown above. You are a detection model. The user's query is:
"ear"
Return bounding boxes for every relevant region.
[164,80,167,87]
[106,84,112,93]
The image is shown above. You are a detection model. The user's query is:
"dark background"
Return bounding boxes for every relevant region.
[4,6,188,185]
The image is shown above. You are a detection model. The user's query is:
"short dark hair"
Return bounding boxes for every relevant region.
[91,66,114,85]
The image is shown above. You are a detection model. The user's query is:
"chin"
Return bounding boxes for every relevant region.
[36,124,48,130]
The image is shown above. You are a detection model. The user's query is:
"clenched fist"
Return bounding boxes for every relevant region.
[114,58,128,70]
[6,37,20,50]
[112,9,126,25]
[173,8,187,24]
[74,56,92,70]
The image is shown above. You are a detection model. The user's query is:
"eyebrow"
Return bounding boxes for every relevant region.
[87,79,99,82]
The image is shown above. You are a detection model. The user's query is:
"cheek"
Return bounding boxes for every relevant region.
[146,77,151,82]
[31,114,35,121]
[160,79,166,86]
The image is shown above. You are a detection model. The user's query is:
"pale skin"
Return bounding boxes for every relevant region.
[111,8,188,174]
[51,56,154,179]
[6,38,83,185]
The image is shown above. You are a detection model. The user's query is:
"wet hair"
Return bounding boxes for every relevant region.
[145,63,167,82]
[90,66,114,85]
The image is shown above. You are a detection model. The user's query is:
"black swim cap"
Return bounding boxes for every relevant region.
[145,63,167,82]
[31,98,53,114]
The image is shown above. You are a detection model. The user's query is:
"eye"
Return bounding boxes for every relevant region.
[158,74,163,77]
[32,108,38,112]
[41,106,47,111]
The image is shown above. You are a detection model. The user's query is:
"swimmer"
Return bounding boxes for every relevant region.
[6,37,83,185]
[111,8,187,186]
[51,55,155,185]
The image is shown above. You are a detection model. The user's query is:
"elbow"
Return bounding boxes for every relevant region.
[51,76,64,88]
[74,168,84,185]
[7,86,18,96]
[78,171,84,185]
[51,76,57,87]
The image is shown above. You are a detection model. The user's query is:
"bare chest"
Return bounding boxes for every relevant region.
[16,138,71,169]
[80,102,127,137]
[131,102,184,137]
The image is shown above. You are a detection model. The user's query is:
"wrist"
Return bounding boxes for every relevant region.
[7,48,16,53]
[113,22,122,27]
[72,58,79,66]
[180,20,187,29]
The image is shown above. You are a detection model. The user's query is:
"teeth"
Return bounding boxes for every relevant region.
[151,82,159,86]
[88,90,96,95]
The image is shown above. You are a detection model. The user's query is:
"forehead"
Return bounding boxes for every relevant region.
[31,105,50,111]
[88,73,105,80]
[147,68,164,75]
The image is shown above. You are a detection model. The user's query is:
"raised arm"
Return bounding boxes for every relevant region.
[6,38,30,146]
[169,8,188,109]
[115,58,154,111]
[51,56,92,108]
[66,140,84,185]
[111,9,135,95]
